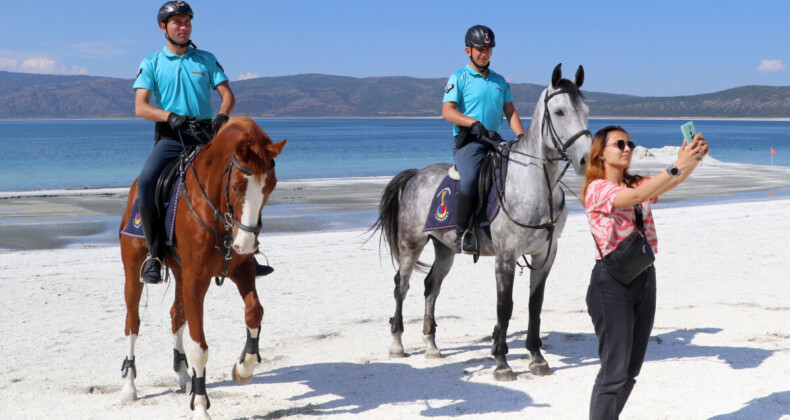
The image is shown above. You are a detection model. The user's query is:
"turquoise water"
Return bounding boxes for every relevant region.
[1,118,788,191]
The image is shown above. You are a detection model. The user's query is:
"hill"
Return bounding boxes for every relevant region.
[0,70,788,119]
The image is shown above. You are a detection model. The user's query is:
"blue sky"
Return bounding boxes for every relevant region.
[2,0,789,96]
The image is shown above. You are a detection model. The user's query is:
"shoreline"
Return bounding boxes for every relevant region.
[3,158,790,251]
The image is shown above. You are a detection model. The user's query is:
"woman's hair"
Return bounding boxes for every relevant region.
[581,125,643,199]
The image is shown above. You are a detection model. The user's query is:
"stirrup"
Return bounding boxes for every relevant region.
[139,254,163,284]
[461,229,478,254]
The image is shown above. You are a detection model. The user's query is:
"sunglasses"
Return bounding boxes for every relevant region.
[606,140,635,151]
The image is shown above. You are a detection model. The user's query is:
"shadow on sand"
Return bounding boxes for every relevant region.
[210,326,776,418]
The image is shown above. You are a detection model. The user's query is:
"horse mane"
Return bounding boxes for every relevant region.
[554,78,585,109]
[217,116,274,180]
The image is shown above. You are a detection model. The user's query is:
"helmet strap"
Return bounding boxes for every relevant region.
[470,57,490,74]
[164,22,192,50]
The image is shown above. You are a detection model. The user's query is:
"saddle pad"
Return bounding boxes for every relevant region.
[119,181,183,246]
[120,150,200,244]
[422,175,501,232]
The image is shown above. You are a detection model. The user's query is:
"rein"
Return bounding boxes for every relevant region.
[177,128,271,285]
[480,88,589,272]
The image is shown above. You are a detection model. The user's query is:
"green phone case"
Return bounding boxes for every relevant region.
[681,121,696,143]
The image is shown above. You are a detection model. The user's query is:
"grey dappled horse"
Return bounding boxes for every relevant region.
[372,64,591,380]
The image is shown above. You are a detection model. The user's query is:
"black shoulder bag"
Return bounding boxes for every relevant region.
[594,204,655,284]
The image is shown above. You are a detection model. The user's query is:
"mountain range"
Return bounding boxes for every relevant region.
[1,70,789,119]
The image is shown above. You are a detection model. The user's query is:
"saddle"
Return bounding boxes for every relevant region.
[424,147,510,258]
[154,145,201,218]
[121,146,202,249]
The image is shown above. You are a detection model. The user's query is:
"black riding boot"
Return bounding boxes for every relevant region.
[139,207,163,284]
[454,192,476,254]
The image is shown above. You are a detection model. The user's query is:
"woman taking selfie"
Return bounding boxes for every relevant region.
[582,125,709,419]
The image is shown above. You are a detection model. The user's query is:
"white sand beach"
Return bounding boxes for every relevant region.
[1,151,790,419]
[0,192,789,419]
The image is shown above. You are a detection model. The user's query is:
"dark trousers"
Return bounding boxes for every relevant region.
[586,261,656,420]
[452,133,500,198]
[137,130,210,209]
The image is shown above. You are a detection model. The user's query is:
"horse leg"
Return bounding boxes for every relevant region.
[492,253,517,381]
[525,249,556,376]
[230,268,263,385]
[170,273,191,392]
[183,278,212,420]
[120,238,145,403]
[422,238,455,358]
[389,237,428,358]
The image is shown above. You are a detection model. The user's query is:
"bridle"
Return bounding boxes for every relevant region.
[481,87,591,271]
[181,145,274,285]
[541,89,592,160]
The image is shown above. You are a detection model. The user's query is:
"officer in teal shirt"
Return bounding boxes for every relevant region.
[442,25,525,254]
[132,1,236,284]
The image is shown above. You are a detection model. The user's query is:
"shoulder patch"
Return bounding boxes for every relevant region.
[445,84,454,93]
[135,68,142,79]
[216,61,224,72]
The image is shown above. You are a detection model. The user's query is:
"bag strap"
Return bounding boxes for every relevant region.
[592,204,645,260]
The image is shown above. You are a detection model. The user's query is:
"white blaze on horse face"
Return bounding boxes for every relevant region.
[232,173,265,255]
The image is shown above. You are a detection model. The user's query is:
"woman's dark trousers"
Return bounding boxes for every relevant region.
[586,262,656,420]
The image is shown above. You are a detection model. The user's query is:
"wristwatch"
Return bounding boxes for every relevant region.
[666,165,681,177]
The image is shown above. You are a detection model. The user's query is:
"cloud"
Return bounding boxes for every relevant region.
[70,65,88,75]
[238,72,259,81]
[0,57,18,69]
[22,56,59,73]
[757,59,786,73]
[0,54,89,75]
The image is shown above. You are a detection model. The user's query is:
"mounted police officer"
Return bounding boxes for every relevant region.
[133,1,271,283]
[442,25,525,254]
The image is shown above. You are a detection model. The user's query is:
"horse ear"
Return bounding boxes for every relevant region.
[572,65,584,88]
[551,63,562,88]
[266,139,286,158]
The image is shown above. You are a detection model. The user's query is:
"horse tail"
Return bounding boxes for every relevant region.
[368,168,420,270]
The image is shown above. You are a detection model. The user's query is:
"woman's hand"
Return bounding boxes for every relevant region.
[675,132,708,172]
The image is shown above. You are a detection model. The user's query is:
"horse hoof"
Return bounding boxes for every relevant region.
[388,350,408,358]
[119,391,137,404]
[192,406,211,420]
[493,368,517,381]
[231,363,253,385]
[529,362,552,376]
[425,348,443,359]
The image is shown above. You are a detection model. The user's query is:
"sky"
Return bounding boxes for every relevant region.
[2,0,790,97]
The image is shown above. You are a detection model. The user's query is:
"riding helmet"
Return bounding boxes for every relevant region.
[157,1,193,24]
[465,25,495,48]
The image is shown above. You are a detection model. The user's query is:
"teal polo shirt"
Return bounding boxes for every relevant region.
[442,64,514,136]
[133,46,229,120]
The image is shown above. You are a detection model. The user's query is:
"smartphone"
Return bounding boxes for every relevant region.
[680,121,697,144]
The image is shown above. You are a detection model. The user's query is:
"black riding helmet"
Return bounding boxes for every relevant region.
[157,1,193,24]
[465,25,495,48]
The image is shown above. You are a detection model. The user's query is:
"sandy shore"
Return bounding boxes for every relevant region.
[0,197,788,419]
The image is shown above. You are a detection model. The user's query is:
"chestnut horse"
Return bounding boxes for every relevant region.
[119,117,285,419]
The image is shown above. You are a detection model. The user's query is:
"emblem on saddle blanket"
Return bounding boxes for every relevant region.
[422,174,501,232]
[120,180,183,246]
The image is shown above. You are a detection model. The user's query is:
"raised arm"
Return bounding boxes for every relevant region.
[613,134,709,208]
